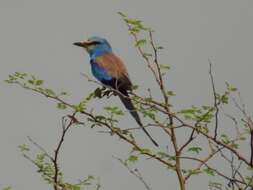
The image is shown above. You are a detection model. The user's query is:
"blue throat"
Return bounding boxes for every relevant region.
[89,49,109,60]
[88,46,113,81]
[88,46,112,60]
[85,37,113,81]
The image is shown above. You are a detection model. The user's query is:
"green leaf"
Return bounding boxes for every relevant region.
[140,148,151,154]
[74,101,86,112]
[94,115,107,122]
[18,144,30,152]
[221,134,230,144]
[28,79,35,85]
[5,74,18,83]
[159,64,170,70]
[62,184,81,190]
[231,142,239,149]
[202,105,213,110]
[167,91,176,96]
[14,72,27,79]
[135,39,147,47]
[157,151,170,159]
[2,186,12,190]
[4,79,12,83]
[180,108,198,115]
[226,82,237,92]
[142,110,155,120]
[230,87,237,91]
[104,106,124,116]
[44,88,55,96]
[57,103,67,110]
[220,94,229,104]
[179,105,214,123]
[36,153,46,161]
[87,175,95,180]
[73,186,81,190]
[129,27,140,34]
[187,169,202,175]
[124,18,142,26]
[128,155,138,163]
[188,147,202,154]
[35,80,44,86]
[144,97,152,102]
[203,168,215,176]
[143,53,152,57]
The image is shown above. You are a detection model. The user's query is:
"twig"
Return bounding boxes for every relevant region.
[114,156,152,190]
[233,95,253,166]
[22,150,61,189]
[208,60,219,140]
[53,112,77,190]
[11,79,175,168]
[27,136,53,161]
[183,123,251,166]
[149,31,169,107]
[124,23,161,86]
[219,150,245,189]
[184,145,224,181]
[179,129,197,153]
[181,156,246,185]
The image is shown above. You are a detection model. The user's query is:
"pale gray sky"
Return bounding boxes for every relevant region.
[0,1,253,190]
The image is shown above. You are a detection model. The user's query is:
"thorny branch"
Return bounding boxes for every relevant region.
[219,151,245,188]
[21,112,81,190]
[181,156,246,185]
[8,15,253,190]
[12,80,175,169]
[53,112,78,190]
[122,20,189,189]
[184,143,224,181]
[179,62,219,153]
[11,59,253,189]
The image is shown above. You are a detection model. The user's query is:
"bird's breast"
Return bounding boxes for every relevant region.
[90,61,112,81]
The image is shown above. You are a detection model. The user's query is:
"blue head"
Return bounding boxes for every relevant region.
[73,36,112,60]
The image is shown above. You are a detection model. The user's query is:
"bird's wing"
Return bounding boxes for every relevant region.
[92,53,132,90]
[91,54,158,146]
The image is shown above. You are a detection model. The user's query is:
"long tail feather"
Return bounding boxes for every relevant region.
[118,89,159,147]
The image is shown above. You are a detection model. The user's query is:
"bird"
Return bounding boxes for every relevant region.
[73,36,158,147]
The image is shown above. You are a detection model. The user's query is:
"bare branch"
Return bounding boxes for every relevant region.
[181,156,246,185]
[208,60,219,140]
[53,112,78,190]
[114,156,152,190]
[233,94,253,167]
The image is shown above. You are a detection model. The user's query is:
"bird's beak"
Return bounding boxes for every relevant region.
[73,41,94,48]
[73,42,86,47]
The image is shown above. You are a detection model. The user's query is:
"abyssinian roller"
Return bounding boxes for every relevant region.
[74,36,158,146]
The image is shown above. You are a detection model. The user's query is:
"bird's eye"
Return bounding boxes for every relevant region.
[93,41,101,45]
